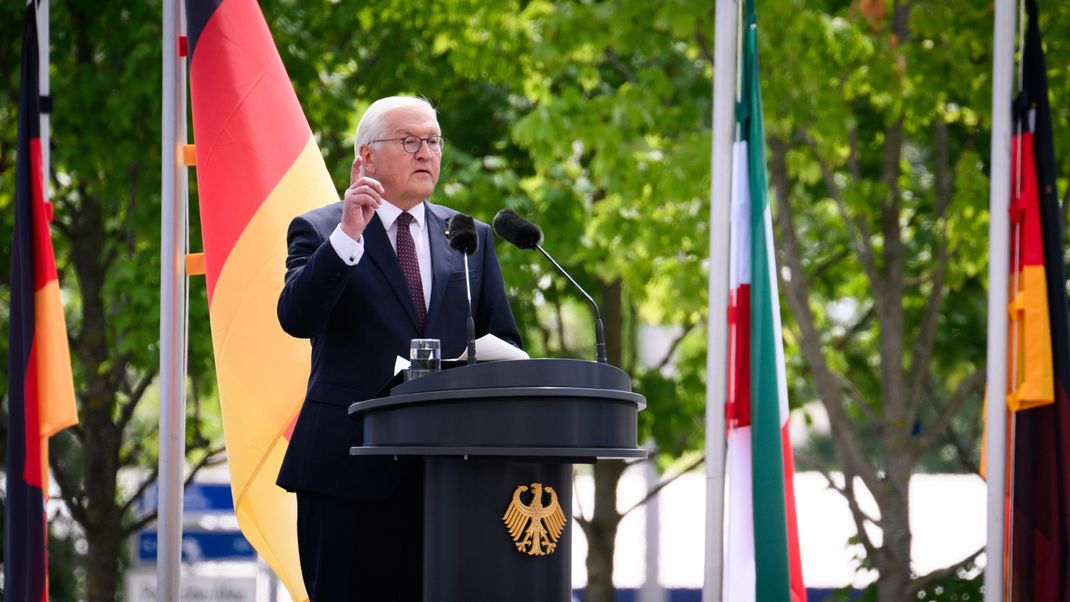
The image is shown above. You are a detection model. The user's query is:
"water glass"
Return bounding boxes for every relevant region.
[407,338,441,381]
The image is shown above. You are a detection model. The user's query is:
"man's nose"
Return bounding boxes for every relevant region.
[413,140,433,160]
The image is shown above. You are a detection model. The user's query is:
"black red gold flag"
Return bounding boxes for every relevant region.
[1006,0,1070,598]
[5,2,78,600]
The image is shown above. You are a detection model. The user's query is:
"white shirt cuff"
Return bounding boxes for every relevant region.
[329,224,364,266]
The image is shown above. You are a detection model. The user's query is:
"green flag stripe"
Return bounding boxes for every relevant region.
[742,5,792,599]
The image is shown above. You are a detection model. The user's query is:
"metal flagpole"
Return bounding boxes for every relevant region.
[159,0,189,599]
[703,0,740,600]
[36,0,49,201]
[984,0,1016,599]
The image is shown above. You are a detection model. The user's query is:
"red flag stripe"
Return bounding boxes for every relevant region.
[22,343,44,489]
[1011,132,1045,268]
[727,285,752,429]
[189,0,312,299]
[29,139,59,289]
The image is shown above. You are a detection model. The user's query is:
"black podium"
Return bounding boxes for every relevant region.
[348,358,646,602]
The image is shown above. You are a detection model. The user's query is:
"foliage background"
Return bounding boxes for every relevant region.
[3,0,1070,599]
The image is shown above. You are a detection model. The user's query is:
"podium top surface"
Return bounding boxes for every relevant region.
[395,358,631,394]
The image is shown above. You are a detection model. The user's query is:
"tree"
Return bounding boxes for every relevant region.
[760,1,1070,599]
[0,2,222,599]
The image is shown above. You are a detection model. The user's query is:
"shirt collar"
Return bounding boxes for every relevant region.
[377,199,426,231]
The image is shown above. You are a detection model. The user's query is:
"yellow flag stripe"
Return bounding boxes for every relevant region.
[34,279,77,438]
[207,133,335,602]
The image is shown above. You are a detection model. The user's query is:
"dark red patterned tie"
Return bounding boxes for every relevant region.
[395,212,427,330]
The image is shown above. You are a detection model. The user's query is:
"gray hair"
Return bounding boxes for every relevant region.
[353,96,437,166]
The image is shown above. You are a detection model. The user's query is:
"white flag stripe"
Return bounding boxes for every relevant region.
[730,141,752,289]
[723,427,756,602]
[763,205,792,426]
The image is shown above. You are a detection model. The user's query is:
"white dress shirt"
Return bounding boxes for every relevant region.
[329,199,432,310]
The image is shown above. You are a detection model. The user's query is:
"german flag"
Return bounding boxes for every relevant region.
[1005,0,1070,598]
[186,1,336,599]
[5,2,78,600]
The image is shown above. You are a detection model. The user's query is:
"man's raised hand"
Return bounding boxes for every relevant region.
[341,156,384,241]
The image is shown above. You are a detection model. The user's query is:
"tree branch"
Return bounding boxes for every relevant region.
[906,118,955,418]
[620,455,704,518]
[603,49,637,84]
[185,445,228,486]
[118,467,159,518]
[836,373,880,424]
[572,470,588,524]
[654,324,695,372]
[847,123,862,182]
[830,304,875,352]
[810,247,853,283]
[120,445,227,538]
[801,133,883,292]
[49,452,88,526]
[912,368,986,459]
[908,546,984,595]
[694,27,714,66]
[118,423,159,467]
[116,366,159,433]
[800,457,880,562]
[769,136,883,493]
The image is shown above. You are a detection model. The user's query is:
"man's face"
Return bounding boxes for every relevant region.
[360,105,442,210]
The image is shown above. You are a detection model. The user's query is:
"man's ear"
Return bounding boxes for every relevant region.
[359,144,376,177]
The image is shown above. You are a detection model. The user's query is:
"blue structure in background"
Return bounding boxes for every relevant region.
[137,482,234,515]
[135,531,256,563]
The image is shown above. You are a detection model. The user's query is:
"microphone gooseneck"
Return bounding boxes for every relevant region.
[492,209,608,365]
[447,214,479,365]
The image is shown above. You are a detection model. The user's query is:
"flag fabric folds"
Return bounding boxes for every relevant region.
[186,1,337,599]
[1005,0,1070,598]
[722,3,805,600]
[5,2,79,600]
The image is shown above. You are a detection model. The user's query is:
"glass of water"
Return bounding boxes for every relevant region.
[407,338,441,381]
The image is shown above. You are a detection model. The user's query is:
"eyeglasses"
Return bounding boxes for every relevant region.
[370,135,447,155]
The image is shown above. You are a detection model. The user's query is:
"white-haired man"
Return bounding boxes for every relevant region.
[276,96,521,600]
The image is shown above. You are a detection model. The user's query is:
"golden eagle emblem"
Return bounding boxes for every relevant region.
[502,482,567,556]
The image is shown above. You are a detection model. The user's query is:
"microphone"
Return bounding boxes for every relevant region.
[492,208,608,364]
[446,213,479,365]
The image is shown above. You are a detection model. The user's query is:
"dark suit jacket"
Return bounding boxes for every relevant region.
[276,200,521,500]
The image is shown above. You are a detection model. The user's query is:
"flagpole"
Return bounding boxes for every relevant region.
[36,0,49,201]
[703,0,740,599]
[984,0,1016,599]
[159,0,188,599]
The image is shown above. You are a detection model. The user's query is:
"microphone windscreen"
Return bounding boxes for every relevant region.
[447,213,479,255]
[492,209,543,250]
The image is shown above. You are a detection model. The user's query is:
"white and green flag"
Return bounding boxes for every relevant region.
[722,3,806,600]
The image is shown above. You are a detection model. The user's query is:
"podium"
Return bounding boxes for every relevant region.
[348,358,646,602]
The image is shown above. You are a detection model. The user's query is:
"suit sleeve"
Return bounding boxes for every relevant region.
[476,223,523,349]
[277,215,352,338]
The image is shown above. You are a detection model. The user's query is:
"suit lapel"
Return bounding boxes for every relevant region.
[424,202,458,334]
[362,213,422,331]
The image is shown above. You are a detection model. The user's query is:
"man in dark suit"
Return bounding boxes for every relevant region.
[276,96,521,601]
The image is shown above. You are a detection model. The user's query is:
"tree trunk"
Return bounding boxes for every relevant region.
[65,192,128,602]
[583,278,626,602]
[583,460,628,602]
[875,473,913,601]
[84,531,122,601]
